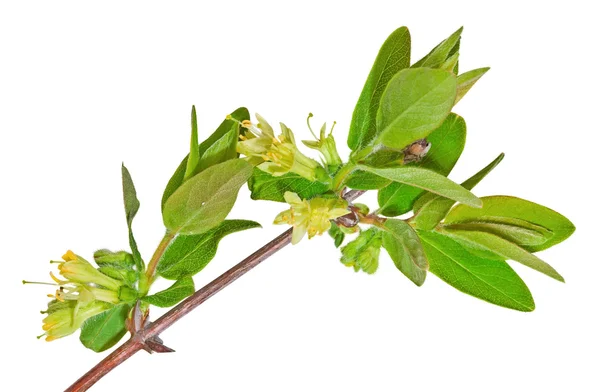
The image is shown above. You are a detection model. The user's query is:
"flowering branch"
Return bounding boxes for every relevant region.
[64,189,365,392]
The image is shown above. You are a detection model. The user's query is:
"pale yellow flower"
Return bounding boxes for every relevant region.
[41,300,109,342]
[237,115,322,181]
[274,192,349,244]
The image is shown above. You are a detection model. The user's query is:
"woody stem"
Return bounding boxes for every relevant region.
[64,189,365,392]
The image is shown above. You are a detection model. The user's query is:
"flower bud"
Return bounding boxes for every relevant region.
[93,249,135,268]
[340,228,383,274]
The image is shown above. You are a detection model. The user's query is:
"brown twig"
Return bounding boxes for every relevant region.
[65,189,365,391]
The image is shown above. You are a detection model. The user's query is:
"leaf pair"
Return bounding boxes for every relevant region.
[346,27,490,216]
[409,160,573,310]
[417,195,574,313]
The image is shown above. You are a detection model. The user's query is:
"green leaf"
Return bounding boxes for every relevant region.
[442,229,564,282]
[348,27,411,150]
[444,219,552,247]
[375,68,457,149]
[418,230,535,312]
[412,153,504,229]
[143,277,195,307]
[157,220,261,279]
[377,113,467,216]
[345,169,391,190]
[80,303,130,352]
[455,67,490,104]
[328,223,345,248]
[340,228,382,274]
[121,164,144,271]
[412,27,463,69]
[248,168,330,202]
[444,196,575,252]
[163,159,253,235]
[161,107,250,210]
[360,165,481,208]
[184,105,200,181]
[381,219,428,286]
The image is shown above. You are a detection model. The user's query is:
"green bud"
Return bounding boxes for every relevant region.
[98,266,138,285]
[94,249,135,268]
[340,228,383,274]
[118,286,139,302]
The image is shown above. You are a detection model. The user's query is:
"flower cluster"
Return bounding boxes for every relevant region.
[236,115,323,181]
[29,250,128,341]
[274,191,349,244]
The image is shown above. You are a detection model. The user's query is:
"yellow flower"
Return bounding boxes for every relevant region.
[25,250,127,341]
[274,192,349,244]
[41,300,109,342]
[54,250,122,292]
[237,115,322,181]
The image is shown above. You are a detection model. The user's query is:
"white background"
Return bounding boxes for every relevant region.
[1,1,598,391]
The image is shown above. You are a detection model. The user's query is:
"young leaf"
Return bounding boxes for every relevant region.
[328,223,345,248]
[162,159,253,235]
[444,196,575,252]
[377,113,467,216]
[359,165,481,208]
[375,68,457,150]
[79,304,130,352]
[157,220,261,280]
[348,27,411,150]
[340,228,382,274]
[248,168,330,203]
[184,105,200,181]
[443,229,564,282]
[143,277,195,307]
[412,27,463,69]
[121,164,144,271]
[455,67,490,104]
[161,107,250,210]
[381,219,428,286]
[412,153,504,229]
[418,230,535,312]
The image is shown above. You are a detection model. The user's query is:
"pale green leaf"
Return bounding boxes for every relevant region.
[162,159,253,235]
[161,107,249,210]
[375,68,457,149]
[360,165,481,208]
[184,105,200,181]
[412,27,463,69]
[455,67,490,104]
[121,164,143,271]
[444,219,552,247]
[381,219,428,286]
[444,196,575,252]
[348,27,411,150]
